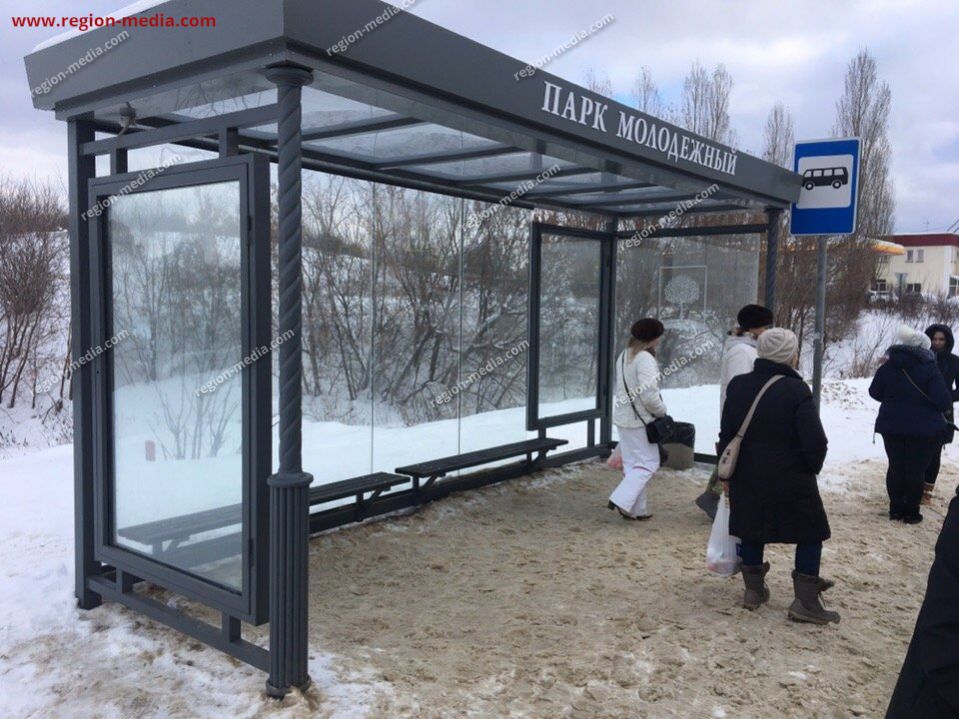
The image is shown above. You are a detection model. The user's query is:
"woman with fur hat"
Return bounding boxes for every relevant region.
[869,325,952,524]
[695,304,774,519]
[720,328,837,624]
[608,318,668,520]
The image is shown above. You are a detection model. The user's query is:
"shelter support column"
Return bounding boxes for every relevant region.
[600,217,618,447]
[68,118,102,610]
[265,64,314,698]
[764,208,782,314]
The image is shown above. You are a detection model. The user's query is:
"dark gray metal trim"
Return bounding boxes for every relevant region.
[69,118,104,611]
[89,575,270,672]
[81,105,279,155]
[525,181,655,199]
[569,190,737,209]
[764,208,782,312]
[87,154,269,623]
[457,165,593,188]
[264,63,313,698]
[600,217,618,447]
[614,223,768,240]
[616,203,747,217]
[526,221,614,432]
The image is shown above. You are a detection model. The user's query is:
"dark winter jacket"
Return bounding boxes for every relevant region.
[926,324,959,443]
[886,490,959,718]
[869,345,951,438]
[719,358,830,545]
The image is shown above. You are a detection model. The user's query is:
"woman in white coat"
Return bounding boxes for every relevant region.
[608,318,668,520]
[694,304,774,520]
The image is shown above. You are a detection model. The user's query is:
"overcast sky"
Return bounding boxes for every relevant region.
[2,0,957,233]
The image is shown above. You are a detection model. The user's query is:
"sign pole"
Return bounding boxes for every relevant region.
[812,236,827,410]
[790,137,860,413]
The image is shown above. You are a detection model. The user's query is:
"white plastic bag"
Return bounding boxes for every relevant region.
[606,444,623,470]
[706,495,741,577]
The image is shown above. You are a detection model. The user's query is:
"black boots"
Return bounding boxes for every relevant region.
[741,562,771,610]
[788,571,841,624]
[742,565,840,624]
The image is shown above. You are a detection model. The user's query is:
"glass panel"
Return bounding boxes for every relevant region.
[96,70,275,123]
[538,234,602,421]
[250,86,397,139]
[126,144,218,173]
[110,181,245,591]
[371,188,461,474]
[459,202,530,455]
[299,174,374,489]
[615,234,761,454]
[306,124,501,163]
[412,152,577,181]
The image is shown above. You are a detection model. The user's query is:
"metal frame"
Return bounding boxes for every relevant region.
[526,222,616,432]
[87,154,271,627]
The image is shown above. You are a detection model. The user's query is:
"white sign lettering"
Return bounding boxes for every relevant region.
[541,80,738,176]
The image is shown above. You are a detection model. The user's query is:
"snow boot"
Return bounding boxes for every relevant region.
[741,562,770,610]
[921,482,935,506]
[788,571,840,625]
[695,490,720,521]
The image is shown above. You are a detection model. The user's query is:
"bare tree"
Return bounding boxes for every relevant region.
[583,68,613,99]
[0,178,67,409]
[762,102,794,169]
[834,49,895,243]
[631,66,667,118]
[680,61,738,147]
[818,49,895,358]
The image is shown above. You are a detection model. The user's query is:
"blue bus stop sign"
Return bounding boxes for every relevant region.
[789,137,861,236]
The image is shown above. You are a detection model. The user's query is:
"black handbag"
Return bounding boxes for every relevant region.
[621,352,675,444]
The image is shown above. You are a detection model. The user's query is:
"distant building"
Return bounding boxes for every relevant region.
[874,232,959,298]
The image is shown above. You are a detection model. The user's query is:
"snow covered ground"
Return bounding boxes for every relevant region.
[0,376,952,717]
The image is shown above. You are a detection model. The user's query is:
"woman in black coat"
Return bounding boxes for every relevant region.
[923,324,959,503]
[719,328,837,624]
[886,489,959,718]
[869,325,951,524]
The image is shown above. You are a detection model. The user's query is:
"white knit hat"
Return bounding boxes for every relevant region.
[897,324,931,350]
[757,327,799,365]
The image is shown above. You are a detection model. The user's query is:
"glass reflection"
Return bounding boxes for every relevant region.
[110,181,244,591]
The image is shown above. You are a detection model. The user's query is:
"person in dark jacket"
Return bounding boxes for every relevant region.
[886,489,959,718]
[923,324,959,504]
[869,325,951,524]
[719,328,838,624]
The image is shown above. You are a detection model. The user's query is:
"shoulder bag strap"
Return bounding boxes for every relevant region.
[733,375,784,439]
[901,369,951,425]
[620,352,648,428]
[901,368,937,407]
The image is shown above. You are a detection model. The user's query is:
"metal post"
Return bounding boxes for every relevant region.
[764,208,782,314]
[812,236,827,410]
[264,63,313,698]
[68,118,103,610]
[600,216,618,447]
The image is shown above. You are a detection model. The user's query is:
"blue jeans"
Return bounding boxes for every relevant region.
[740,539,822,576]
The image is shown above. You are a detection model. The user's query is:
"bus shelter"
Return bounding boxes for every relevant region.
[24,0,801,696]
